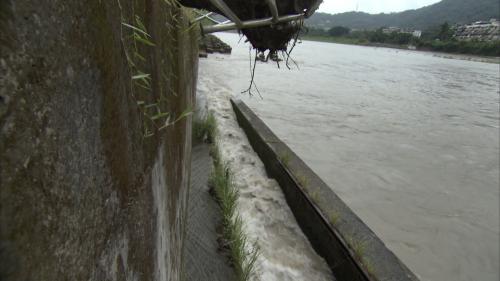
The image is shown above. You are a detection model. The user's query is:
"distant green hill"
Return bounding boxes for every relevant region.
[307,0,500,30]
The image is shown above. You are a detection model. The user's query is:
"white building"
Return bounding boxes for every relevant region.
[382,27,400,34]
[412,30,422,38]
[454,19,500,41]
[382,27,422,38]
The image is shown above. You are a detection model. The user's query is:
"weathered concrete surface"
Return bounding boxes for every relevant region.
[0,1,198,281]
[231,99,419,281]
[184,143,236,281]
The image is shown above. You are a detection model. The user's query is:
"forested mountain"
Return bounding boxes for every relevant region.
[307,0,499,30]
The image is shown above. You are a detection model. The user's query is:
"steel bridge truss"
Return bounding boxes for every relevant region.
[192,0,322,34]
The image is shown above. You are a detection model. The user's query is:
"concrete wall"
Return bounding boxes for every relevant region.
[0,1,198,281]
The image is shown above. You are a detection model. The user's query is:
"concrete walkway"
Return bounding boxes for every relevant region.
[184,143,236,281]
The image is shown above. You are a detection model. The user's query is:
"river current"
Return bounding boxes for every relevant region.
[199,32,499,281]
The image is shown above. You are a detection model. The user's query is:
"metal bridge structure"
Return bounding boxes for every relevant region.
[191,0,322,34]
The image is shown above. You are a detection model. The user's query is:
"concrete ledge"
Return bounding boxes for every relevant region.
[231,99,419,281]
[184,144,236,281]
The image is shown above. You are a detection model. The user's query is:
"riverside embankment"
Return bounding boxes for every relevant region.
[303,36,500,64]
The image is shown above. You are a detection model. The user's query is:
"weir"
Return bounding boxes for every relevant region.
[230,99,419,281]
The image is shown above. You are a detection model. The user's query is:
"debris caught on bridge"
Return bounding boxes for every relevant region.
[180,0,322,52]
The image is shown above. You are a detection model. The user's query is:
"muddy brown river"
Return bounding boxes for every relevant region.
[200,32,499,281]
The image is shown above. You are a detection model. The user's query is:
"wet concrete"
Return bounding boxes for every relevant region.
[184,143,236,281]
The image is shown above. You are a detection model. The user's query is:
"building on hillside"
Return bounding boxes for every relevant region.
[412,30,422,38]
[382,27,422,38]
[454,19,499,41]
[382,27,401,34]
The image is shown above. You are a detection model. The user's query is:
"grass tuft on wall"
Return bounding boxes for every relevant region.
[193,112,216,143]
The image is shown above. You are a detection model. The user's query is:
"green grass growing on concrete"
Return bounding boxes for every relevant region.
[363,258,376,277]
[227,215,260,281]
[296,173,309,188]
[277,151,291,167]
[345,235,377,277]
[349,237,366,259]
[328,210,341,226]
[209,129,259,281]
[120,3,196,138]
[193,112,216,142]
[310,189,321,203]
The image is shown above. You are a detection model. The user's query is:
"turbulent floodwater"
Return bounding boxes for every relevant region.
[200,32,500,281]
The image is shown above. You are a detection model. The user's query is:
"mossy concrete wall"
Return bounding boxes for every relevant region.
[0,1,198,280]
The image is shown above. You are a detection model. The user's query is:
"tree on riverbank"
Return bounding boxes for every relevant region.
[328,26,350,37]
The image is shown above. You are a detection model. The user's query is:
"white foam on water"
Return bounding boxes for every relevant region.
[197,65,333,281]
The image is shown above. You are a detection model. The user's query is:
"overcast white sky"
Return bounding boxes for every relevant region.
[317,0,442,14]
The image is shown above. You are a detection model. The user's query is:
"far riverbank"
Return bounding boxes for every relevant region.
[301,35,500,64]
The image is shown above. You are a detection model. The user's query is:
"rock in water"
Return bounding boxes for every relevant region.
[199,34,232,57]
